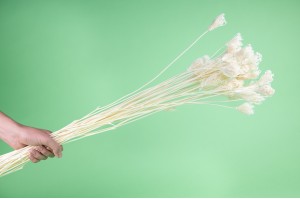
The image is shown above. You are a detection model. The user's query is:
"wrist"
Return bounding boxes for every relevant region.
[0,113,24,142]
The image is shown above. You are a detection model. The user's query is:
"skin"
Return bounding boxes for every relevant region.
[0,112,63,163]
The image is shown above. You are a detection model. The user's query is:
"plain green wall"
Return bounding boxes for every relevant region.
[0,0,299,197]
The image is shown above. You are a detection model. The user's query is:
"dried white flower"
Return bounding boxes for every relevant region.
[226,79,244,89]
[244,44,255,57]
[189,55,210,71]
[220,62,241,77]
[236,103,254,115]
[208,13,227,31]
[219,78,244,91]
[227,33,243,53]
[234,88,265,104]
[246,93,265,104]
[0,14,276,178]
[257,85,275,96]
[257,70,274,85]
[186,32,275,114]
[238,70,261,80]
[243,52,262,71]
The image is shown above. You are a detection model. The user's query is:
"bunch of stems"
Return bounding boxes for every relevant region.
[0,67,227,176]
[0,14,274,177]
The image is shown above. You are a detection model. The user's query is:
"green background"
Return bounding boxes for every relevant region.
[0,0,299,197]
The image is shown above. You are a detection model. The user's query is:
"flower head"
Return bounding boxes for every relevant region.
[256,85,275,96]
[227,33,243,53]
[208,13,227,31]
[188,22,274,116]
[236,103,254,115]
[257,70,274,85]
[220,62,241,77]
[189,55,210,70]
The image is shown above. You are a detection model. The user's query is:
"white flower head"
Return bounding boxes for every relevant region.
[236,103,254,115]
[243,52,262,70]
[221,53,233,62]
[188,55,211,75]
[208,13,227,31]
[220,62,241,77]
[257,85,275,96]
[239,70,261,80]
[227,33,243,53]
[258,70,274,85]
[219,78,244,91]
[189,55,210,69]
[200,72,226,89]
[235,89,265,104]
[243,44,255,58]
[247,93,265,104]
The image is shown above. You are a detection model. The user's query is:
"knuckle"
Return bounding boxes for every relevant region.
[29,153,34,158]
[38,147,47,154]
[33,151,42,159]
[30,150,37,156]
[35,146,42,152]
[45,146,52,151]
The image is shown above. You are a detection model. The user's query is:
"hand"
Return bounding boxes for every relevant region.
[0,112,63,163]
[17,125,63,163]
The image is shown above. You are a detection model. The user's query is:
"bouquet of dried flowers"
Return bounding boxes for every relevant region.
[0,14,274,177]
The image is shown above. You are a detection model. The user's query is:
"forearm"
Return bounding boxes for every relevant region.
[0,112,22,143]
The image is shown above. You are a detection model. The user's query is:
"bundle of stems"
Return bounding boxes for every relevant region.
[0,14,274,177]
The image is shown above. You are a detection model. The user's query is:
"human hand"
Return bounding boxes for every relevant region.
[0,112,63,163]
[18,125,63,163]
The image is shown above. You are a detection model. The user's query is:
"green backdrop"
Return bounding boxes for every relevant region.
[0,0,299,197]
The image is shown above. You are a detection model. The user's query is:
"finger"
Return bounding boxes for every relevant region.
[44,146,55,157]
[48,152,55,158]
[41,134,62,158]
[36,146,54,157]
[29,154,40,163]
[30,149,47,160]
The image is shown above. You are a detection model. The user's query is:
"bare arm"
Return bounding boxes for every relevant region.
[0,112,62,163]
